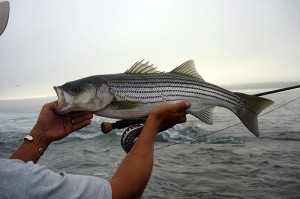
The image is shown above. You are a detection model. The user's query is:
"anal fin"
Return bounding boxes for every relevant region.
[188,106,215,125]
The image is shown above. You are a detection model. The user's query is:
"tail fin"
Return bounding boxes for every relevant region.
[234,93,274,137]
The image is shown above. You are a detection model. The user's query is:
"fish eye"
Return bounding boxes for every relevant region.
[71,87,81,93]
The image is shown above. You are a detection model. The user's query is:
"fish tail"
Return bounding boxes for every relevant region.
[234,93,274,137]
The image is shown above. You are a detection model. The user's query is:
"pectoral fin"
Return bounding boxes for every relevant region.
[113,100,140,109]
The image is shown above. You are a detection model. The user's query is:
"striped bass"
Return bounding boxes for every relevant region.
[54,60,274,136]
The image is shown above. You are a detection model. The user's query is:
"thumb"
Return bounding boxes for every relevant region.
[174,101,191,111]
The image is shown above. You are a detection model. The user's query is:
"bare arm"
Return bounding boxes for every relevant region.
[10,101,93,163]
[109,101,191,199]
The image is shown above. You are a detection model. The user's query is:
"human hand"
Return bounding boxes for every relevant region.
[148,101,191,133]
[33,101,93,144]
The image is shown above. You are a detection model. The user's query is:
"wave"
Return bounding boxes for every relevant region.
[271,137,300,141]
[205,137,245,144]
[259,130,300,142]
[69,132,103,140]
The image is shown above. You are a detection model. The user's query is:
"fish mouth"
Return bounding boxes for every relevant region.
[53,86,75,113]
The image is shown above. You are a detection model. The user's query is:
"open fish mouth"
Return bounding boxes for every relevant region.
[53,86,75,113]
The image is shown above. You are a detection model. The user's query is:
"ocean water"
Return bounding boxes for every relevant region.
[0,89,300,198]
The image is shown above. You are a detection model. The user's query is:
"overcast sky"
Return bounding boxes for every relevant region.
[0,0,299,99]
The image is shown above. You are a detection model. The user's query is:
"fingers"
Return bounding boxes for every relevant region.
[184,101,191,109]
[174,101,191,111]
[47,101,59,111]
[158,101,191,113]
[72,119,92,131]
[168,102,190,123]
[179,112,187,123]
[154,101,190,132]
[71,113,93,124]
[48,99,94,121]
[70,113,93,131]
[48,101,94,116]
[174,110,187,123]
[173,102,190,123]
[71,111,94,118]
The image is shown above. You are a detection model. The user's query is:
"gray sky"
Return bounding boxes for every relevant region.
[0,0,299,100]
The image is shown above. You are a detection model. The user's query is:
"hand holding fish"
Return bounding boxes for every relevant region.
[10,101,93,163]
[37,101,93,143]
[147,101,191,133]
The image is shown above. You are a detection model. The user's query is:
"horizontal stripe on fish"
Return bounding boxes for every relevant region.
[106,74,239,100]
[108,80,241,106]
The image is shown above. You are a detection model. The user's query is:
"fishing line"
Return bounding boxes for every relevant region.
[154,95,300,151]
[254,85,300,97]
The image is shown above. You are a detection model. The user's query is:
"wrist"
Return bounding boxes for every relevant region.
[144,114,160,133]
[25,126,50,156]
[10,126,50,163]
[147,108,169,130]
[32,124,51,142]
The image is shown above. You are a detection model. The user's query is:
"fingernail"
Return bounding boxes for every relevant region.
[185,101,191,108]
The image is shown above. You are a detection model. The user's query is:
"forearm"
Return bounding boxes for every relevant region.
[109,116,159,199]
[10,125,50,163]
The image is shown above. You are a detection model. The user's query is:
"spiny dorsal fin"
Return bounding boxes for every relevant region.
[125,60,160,74]
[171,60,204,81]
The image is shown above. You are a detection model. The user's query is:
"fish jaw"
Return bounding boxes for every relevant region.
[54,81,115,113]
[53,86,77,113]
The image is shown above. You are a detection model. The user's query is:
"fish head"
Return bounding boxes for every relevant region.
[54,77,114,114]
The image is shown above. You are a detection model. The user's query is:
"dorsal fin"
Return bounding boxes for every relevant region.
[125,60,160,74]
[171,60,204,81]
